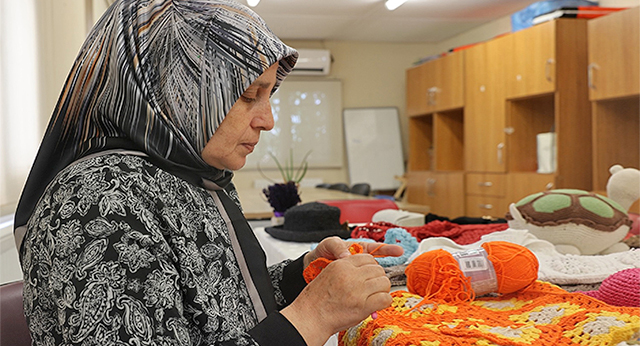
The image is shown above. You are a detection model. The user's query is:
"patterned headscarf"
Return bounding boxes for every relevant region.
[15,0,297,230]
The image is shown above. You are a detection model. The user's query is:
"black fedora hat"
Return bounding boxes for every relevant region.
[264,202,351,242]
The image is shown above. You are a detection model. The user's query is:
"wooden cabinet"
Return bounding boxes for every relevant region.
[506,173,555,205]
[464,35,511,173]
[588,7,640,101]
[465,173,508,218]
[406,54,465,218]
[508,20,556,98]
[588,7,640,213]
[405,18,593,219]
[405,171,465,217]
[406,52,464,116]
[506,19,592,193]
[406,108,464,217]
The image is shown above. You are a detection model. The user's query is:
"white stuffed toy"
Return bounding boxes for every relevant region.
[506,165,638,255]
[607,164,640,211]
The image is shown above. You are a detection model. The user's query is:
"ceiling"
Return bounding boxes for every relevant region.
[241,0,540,43]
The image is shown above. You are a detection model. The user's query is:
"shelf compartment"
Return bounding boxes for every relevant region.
[507,94,555,173]
[592,95,640,192]
[434,109,464,171]
[408,114,433,171]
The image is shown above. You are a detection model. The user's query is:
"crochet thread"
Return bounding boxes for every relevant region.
[303,243,364,283]
[315,228,419,267]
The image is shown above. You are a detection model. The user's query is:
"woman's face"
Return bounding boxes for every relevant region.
[201,63,278,171]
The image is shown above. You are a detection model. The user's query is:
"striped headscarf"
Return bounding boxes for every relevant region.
[15,0,297,231]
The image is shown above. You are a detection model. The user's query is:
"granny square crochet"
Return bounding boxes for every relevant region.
[339,281,640,346]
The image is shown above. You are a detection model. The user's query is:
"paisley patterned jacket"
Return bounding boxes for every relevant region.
[21,153,307,345]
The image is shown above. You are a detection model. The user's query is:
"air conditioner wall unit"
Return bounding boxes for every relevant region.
[291,49,331,76]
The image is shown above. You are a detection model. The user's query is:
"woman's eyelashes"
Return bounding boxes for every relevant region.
[240,95,257,103]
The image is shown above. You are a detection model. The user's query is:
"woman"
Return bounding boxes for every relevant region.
[13,1,402,345]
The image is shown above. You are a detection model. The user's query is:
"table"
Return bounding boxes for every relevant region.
[238,186,430,220]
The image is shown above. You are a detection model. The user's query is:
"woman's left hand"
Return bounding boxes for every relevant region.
[303,236,404,268]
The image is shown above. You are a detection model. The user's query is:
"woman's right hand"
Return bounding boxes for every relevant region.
[280,253,392,346]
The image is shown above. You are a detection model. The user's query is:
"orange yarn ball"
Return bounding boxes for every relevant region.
[480,241,539,294]
[406,241,538,301]
[406,249,474,302]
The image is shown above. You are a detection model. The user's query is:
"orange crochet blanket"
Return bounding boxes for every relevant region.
[339,281,640,346]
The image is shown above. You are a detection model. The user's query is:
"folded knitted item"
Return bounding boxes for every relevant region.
[409,228,640,285]
[384,264,408,287]
[426,213,507,224]
[351,221,508,245]
[339,281,640,346]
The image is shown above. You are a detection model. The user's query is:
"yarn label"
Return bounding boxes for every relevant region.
[452,248,498,296]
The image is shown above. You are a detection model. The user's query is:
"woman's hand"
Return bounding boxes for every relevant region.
[303,236,404,268]
[282,237,404,346]
[281,253,392,346]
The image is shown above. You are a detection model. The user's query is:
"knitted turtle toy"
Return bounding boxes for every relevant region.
[506,189,632,255]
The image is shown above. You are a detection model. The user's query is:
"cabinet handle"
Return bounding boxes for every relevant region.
[478,181,493,187]
[427,87,440,106]
[496,143,504,165]
[427,178,436,196]
[588,63,599,89]
[545,58,555,82]
[478,204,494,210]
[545,182,554,190]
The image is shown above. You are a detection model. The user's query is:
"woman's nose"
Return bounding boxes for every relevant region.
[253,100,275,131]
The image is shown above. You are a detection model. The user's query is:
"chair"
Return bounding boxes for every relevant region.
[327,183,351,193]
[1,280,32,346]
[350,183,371,196]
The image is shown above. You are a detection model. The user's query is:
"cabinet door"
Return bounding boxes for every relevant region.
[464,36,511,173]
[406,52,464,116]
[431,52,464,112]
[588,7,640,100]
[405,171,465,217]
[506,173,555,206]
[508,20,556,98]
[406,63,429,116]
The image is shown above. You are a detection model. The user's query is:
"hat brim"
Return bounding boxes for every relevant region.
[264,225,351,243]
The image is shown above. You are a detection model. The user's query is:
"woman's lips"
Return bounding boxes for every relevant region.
[242,142,257,153]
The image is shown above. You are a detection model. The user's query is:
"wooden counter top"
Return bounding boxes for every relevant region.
[237,186,430,220]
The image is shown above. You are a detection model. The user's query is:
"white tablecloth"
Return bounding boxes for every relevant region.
[253,226,316,266]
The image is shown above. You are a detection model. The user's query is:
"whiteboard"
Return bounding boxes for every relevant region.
[245,80,343,170]
[343,107,405,190]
